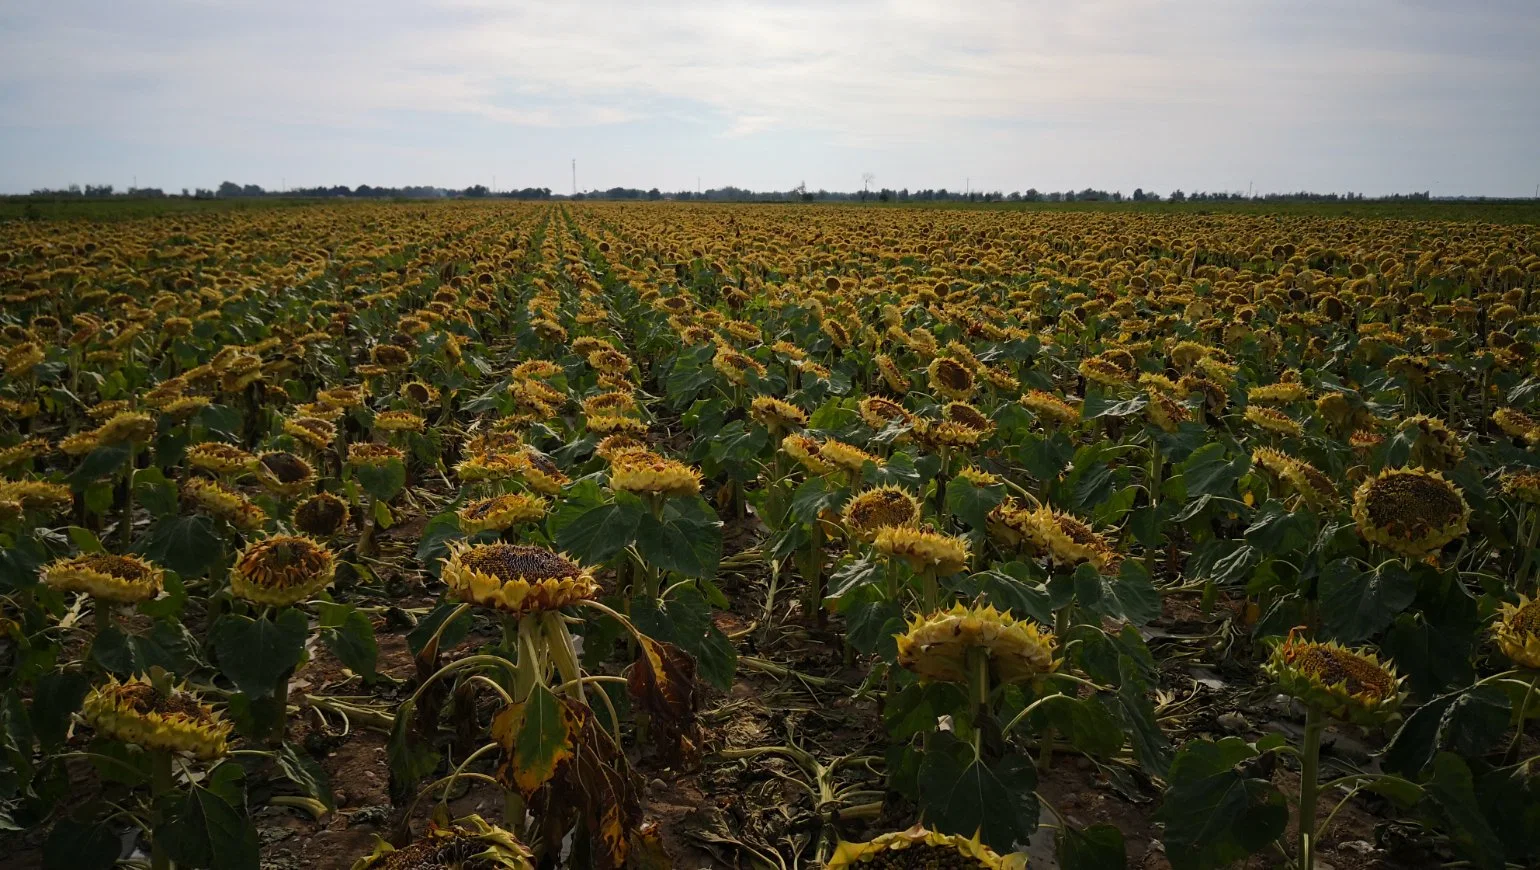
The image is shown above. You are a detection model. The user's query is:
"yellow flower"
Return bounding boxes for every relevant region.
[1352,467,1469,558]
[182,477,266,531]
[1503,470,1540,505]
[399,379,441,405]
[351,814,534,870]
[820,438,883,476]
[1265,633,1403,725]
[373,409,426,433]
[1020,390,1080,428]
[458,493,548,533]
[609,451,700,498]
[859,396,913,432]
[0,480,71,514]
[829,824,1021,869]
[512,449,569,495]
[927,357,976,400]
[455,451,523,483]
[943,401,995,437]
[712,347,767,385]
[914,418,983,451]
[750,396,807,431]
[875,353,910,393]
[441,542,597,616]
[230,535,336,606]
[186,441,256,476]
[1396,415,1464,469]
[1145,388,1189,432]
[897,604,1057,687]
[874,525,970,576]
[255,451,317,497]
[96,411,156,445]
[4,342,44,377]
[1493,407,1540,443]
[783,433,837,476]
[58,430,104,457]
[1494,596,1540,670]
[1245,405,1303,437]
[1247,382,1310,405]
[1018,505,1117,572]
[580,390,638,418]
[1078,354,1133,388]
[43,553,163,603]
[283,416,337,452]
[587,347,633,375]
[293,492,350,538]
[82,676,232,760]
[0,437,50,468]
[842,486,921,541]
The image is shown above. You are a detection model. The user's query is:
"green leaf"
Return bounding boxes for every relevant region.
[132,466,178,517]
[136,515,222,578]
[30,671,89,751]
[1056,823,1127,870]
[917,734,1039,852]
[90,621,201,677]
[387,699,441,802]
[1029,693,1124,758]
[1179,442,1248,498]
[959,563,1054,625]
[843,586,905,660]
[510,684,571,795]
[1154,737,1287,870]
[1116,655,1172,777]
[1073,560,1160,626]
[414,511,465,575]
[372,498,393,528]
[407,600,473,656]
[944,476,1005,531]
[68,444,130,485]
[275,744,335,811]
[631,586,736,691]
[161,780,260,870]
[319,602,379,683]
[43,817,121,870]
[790,476,845,524]
[555,500,644,564]
[355,458,407,501]
[209,611,308,698]
[1319,559,1416,643]
[1426,752,1505,870]
[66,527,105,554]
[884,682,967,740]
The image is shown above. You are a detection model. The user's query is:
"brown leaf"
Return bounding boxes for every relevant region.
[627,637,701,766]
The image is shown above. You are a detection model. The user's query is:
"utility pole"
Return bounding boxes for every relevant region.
[571,159,576,196]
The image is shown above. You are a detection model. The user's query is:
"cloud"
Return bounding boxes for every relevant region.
[0,0,1536,193]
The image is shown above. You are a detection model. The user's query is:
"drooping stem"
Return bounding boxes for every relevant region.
[921,566,938,614]
[1299,704,1325,870]
[149,748,174,870]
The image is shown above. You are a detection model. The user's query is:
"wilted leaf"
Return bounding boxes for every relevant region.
[627,637,699,765]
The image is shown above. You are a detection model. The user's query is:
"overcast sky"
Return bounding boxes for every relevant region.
[2,0,1537,197]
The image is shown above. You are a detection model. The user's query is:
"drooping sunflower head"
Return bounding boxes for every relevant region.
[1503,470,1540,505]
[82,676,232,760]
[1265,633,1403,725]
[580,390,639,419]
[230,535,336,606]
[373,409,426,434]
[182,476,267,531]
[1020,390,1080,429]
[43,553,164,603]
[399,379,441,406]
[828,825,1018,868]
[186,442,256,476]
[1021,506,1118,572]
[1396,415,1465,470]
[457,493,548,534]
[293,491,350,538]
[608,450,700,498]
[875,353,910,393]
[0,437,50,469]
[255,451,317,497]
[943,401,995,436]
[913,418,984,451]
[1492,407,1540,443]
[873,525,971,576]
[1494,597,1540,670]
[442,542,597,616]
[750,396,808,431]
[347,442,406,469]
[897,604,1058,688]
[783,433,837,476]
[712,347,767,385]
[820,438,884,476]
[511,449,568,495]
[351,814,535,870]
[842,486,922,541]
[96,411,157,445]
[859,396,914,432]
[283,416,337,452]
[927,357,976,400]
[1244,405,1304,438]
[1351,467,1470,558]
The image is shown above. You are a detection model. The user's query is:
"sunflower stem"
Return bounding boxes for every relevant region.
[94,598,112,638]
[1506,673,1539,764]
[120,442,139,550]
[149,748,173,870]
[1299,704,1325,870]
[920,566,938,614]
[804,520,825,626]
[270,670,290,746]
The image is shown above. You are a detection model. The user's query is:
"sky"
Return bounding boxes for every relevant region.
[1,0,1537,197]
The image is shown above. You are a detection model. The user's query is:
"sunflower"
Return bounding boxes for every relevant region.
[874,526,970,576]
[580,390,638,418]
[512,449,569,495]
[3,342,44,377]
[1265,633,1403,725]
[0,437,49,468]
[255,451,317,497]
[58,430,104,457]
[594,434,647,462]
[43,553,163,603]
[609,451,700,498]
[1245,405,1304,437]
[927,357,975,400]
[230,535,336,606]
[1078,355,1133,388]
[1494,596,1540,670]
[370,344,412,370]
[456,451,523,483]
[858,396,913,432]
[783,433,837,476]
[350,814,534,870]
[293,491,350,538]
[82,676,232,760]
[750,396,808,431]
[373,409,426,433]
[1018,505,1117,572]
[1397,415,1464,469]
[943,401,995,437]
[1493,407,1540,443]
[828,825,1018,868]
[588,347,633,376]
[1145,388,1189,432]
[1352,467,1469,557]
[458,493,548,533]
[187,442,256,476]
[442,542,597,616]
[586,414,649,436]
[875,354,910,394]
[1020,390,1080,428]
[712,347,767,385]
[1502,470,1540,504]
[913,418,984,452]
[897,604,1057,687]
[283,416,337,452]
[399,379,441,405]
[820,439,883,476]
[842,486,921,541]
[0,480,70,513]
[182,477,267,531]
[1248,382,1310,405]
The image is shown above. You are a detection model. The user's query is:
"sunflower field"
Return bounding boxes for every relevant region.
[1,200,1539,869]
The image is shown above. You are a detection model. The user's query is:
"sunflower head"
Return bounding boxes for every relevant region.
[842,486,922,541]
[608,450,700,499]
[82,676,232,760]
[457,493,548,534]
[186,442,256,476]
[43,553,164,603]
[820,439,883,476]
[399,379,441,405]
[783,433,837,476]
[943,401,995,436]
[927,357,976,400]
[750,396,808,432]
[511,449,568,495]
[1351,467,1470,558]
[859,396,913,432]
[1495,597,1540,670]
[283,416,337,452]
[1503,470,1540,505]
[1265,632,1403,725]
[1245,405,1304,438]
[1020,506,1118,572]
[373,410,426,433]
[96,411,157,445]
[255,451,317,497]
[182,477,266,531]
[874,525,970,576]
[1020,390,1080,428]
[231,535,336,606]
[442,542,597,616]
[828,824,1020,869]
[351,814,534,870]
[293,491,350,538]
[897,604,1057,687]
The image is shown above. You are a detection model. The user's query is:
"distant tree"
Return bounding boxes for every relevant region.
[463,185,489,198]
[1169,189,1187,202]
[1132,188,1145,201]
